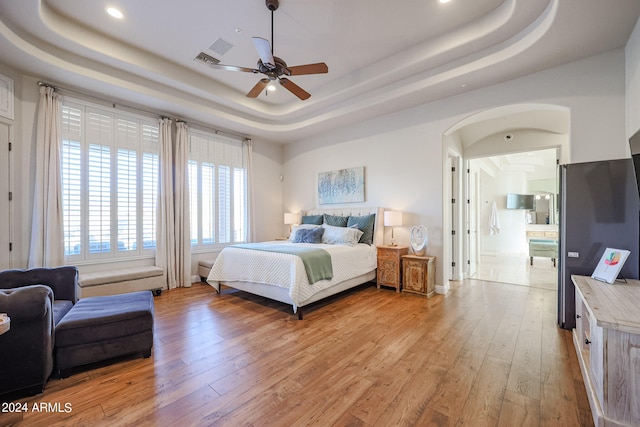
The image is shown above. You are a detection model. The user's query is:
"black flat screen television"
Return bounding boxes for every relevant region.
[506,193,534,210]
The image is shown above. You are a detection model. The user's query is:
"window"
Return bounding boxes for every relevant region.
[188,129,247,249]
[61,100,159,260]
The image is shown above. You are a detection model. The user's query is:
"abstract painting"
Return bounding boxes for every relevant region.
[318,166,365,205]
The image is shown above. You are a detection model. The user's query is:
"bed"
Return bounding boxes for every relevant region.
[207,207,384,319]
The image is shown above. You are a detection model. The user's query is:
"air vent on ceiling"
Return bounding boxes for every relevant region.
[209,38,234,56]
[194,52,220,66]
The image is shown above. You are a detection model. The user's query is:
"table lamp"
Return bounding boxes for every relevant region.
[284,212,300,237]
[384,210,403,246]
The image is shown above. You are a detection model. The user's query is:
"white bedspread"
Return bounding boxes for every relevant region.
[207,241,377,306]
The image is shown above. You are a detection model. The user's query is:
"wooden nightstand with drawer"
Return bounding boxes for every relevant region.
[377,246,409,292]
[402,255,436,297]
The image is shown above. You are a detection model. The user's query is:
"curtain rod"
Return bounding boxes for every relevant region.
[37,80,251,142]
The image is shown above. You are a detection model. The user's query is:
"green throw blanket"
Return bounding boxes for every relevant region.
[233,243,333,284]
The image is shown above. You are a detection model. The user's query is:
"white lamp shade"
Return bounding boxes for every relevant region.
[284,212,300,225]
[384,211,403,227]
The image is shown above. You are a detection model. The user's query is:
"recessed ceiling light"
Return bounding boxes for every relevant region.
[106,7,123,19]
[439,0,451,3]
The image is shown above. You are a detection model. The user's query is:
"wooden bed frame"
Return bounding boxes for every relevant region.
[208,207,384,319]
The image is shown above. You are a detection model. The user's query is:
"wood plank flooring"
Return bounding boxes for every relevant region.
[0,279,594,426]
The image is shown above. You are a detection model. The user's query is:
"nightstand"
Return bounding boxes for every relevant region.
[377,245,409,292]
[402,255,436,297]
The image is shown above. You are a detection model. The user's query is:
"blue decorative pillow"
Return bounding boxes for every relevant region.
[323,214,348,227]
[292,227,324,243]
[347,214,376,245]
[302,215,323,225]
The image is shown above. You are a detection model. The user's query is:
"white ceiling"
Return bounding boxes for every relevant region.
[488,149,558,181]
[0,0,639,143]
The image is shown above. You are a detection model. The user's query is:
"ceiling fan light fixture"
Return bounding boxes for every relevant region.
[209,0,326,101]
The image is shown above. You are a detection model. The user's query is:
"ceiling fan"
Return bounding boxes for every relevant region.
[209,0,328,100]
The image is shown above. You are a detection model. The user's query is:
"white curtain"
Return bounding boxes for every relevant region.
[174,122,191,287]
[156,118,177,288]
[243,139,255,243]
[28,86,64,267]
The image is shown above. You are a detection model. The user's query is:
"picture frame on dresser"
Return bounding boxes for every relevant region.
[590,247,630,284]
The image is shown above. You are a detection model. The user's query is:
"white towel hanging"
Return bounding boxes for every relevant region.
[489,201,500,235]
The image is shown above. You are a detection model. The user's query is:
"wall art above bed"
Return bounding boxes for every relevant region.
[318,166,365,205]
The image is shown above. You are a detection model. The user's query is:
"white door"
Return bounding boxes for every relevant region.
[0,121,11,269]
[466,166,478,277]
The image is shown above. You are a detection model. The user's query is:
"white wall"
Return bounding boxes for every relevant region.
[283,116,447,256]
[478,168,529,255]
[627,16,640,140]
[283,48,628,289]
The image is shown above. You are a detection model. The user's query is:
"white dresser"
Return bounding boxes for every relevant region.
[572,275,640,427]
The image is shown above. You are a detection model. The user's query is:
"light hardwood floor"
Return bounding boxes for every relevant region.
[1,279,593,427]
[473,254,558,290]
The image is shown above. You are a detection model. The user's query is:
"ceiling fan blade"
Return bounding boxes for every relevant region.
[285,62,328,76]
[279,78,311,100]
[252,37,275,69]
[247,78,271,98]
[209,64,258,73]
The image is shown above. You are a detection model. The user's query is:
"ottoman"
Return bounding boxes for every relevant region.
[528,238,558,267]
[54,291,154,377]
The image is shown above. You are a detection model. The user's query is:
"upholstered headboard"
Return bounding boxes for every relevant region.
[304,207,385,247]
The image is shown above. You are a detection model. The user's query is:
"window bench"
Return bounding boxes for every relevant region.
[198,260,214,282]
[79,266,165,298]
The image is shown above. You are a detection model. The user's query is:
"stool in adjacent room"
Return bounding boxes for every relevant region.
[528,238,558,267]
[54,290,154,377]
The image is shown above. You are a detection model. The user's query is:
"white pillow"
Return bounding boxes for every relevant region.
[289,224,321,241]
[321,224,364,246]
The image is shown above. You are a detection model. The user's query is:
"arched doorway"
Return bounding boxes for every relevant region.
[442,104,570,289]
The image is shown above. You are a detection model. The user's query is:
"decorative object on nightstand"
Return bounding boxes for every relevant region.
[377,245,409,292]
[410,225,428,255]
[383,210,403,246]
[402,255,436,297]
[284,212,300,237]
